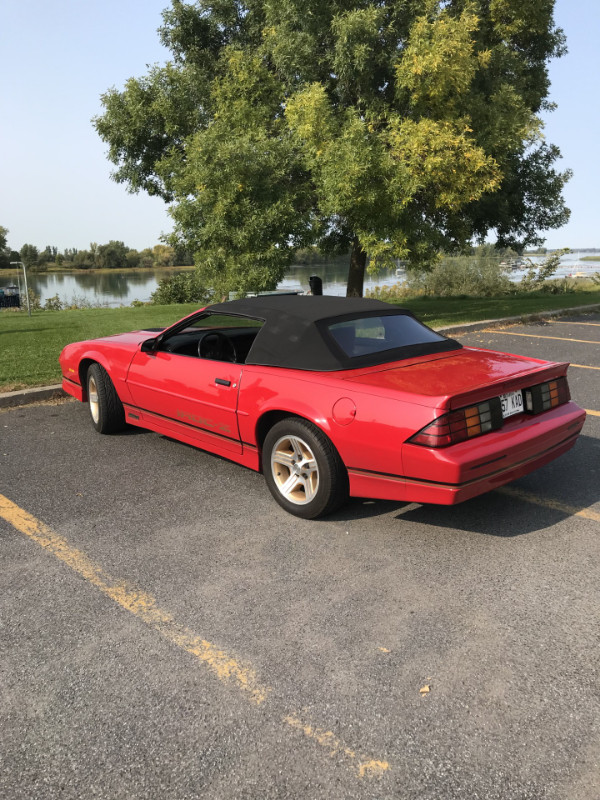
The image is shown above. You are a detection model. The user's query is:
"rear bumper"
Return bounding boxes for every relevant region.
[348,402,586,505]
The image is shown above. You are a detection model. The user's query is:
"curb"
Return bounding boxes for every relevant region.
[2,302,599,410]
[0,384,66,410]
[435,302,600,336]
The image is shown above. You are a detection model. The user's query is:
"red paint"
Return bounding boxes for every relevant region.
[59,313,586,510]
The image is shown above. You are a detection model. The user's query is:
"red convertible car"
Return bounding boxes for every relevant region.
[60,296,585,518]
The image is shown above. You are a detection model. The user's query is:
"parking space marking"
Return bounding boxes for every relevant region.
[480,330,599,344]
[586,409,600,417]
[0,493,270,705]
[571,364,600,371]
[549,321,600,327]
[284,713,389,778]
[497,487,600,523]
[0,493,390,780]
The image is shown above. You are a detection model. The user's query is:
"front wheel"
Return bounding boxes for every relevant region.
[263,418,348,519]
[87,363,126,434]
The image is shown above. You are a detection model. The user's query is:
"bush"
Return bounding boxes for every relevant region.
[25,288,42,311]
[44,294,63,311]
[406,253,511,297]
[151,270,212,305]
[531,277,576,295]
[518,249,568,292]
[366,283,419,302]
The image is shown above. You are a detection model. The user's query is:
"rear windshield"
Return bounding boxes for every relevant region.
[328,314,446,358]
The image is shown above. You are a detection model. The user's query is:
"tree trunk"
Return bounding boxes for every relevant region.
[346,236,367,298]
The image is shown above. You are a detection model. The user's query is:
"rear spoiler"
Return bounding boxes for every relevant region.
[448,361,570,410]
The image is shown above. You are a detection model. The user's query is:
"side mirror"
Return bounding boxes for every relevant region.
[141,334,163,354]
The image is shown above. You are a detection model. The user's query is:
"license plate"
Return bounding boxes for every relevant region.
[500,390,524,418]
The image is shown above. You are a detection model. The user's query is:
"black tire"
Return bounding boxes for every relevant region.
[263,417,348,519]
[86,363,126,434]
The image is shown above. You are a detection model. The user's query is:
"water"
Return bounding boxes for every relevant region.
[1,252,599,306]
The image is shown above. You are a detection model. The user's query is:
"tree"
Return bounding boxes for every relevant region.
[95,0,570,297]
[0,226,10,269]
[19,243,39,268]
[96,240,131,268]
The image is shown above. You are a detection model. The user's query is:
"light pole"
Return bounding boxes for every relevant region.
[10,261,31,316]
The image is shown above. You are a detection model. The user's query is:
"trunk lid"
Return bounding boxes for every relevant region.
[343,347,569,409]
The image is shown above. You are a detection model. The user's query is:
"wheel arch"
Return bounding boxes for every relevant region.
[255,410,346,475]
[78,354,112,401]
[256,410,301,452]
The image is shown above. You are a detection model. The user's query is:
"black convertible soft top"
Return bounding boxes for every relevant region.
[207,295,461,371]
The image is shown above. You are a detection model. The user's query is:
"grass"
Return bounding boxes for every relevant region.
[395,288,600,328]
[1,289,599,391]
[0,304,198,391]
[581,256,600,262]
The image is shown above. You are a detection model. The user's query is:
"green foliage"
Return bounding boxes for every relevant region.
[151,270,212,305]
[95,0,571,296]
[96,240,130,268]
[5,293,600,391]
[19,244,39,268]
[25,288,42,311]
[365,283,416,302]
[0,226,11,269]
[590,272,600,286]
[406,251,512,297]
[535,277,576,294]
[44,294,63,311]
[519,248,568,291]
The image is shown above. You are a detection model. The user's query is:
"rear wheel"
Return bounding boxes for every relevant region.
[263,417,348,519]
[87,363,126,434]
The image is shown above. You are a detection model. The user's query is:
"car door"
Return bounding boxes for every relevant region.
[125,312,262,455]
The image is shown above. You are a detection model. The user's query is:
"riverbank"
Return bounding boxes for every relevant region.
[0,264,196,278]
[1,289,599,391]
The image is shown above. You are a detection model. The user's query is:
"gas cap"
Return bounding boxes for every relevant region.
[332,397,357,426]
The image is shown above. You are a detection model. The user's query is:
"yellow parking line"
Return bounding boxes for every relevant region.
[586,409,600,417]
[497,486,600,523]
[0,493,389,779]
[571,364,600,371]
[550,320,600,327]
[0,493,269,704]
[480,329,598,344]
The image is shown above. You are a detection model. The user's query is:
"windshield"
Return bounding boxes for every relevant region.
[328,314,446,358]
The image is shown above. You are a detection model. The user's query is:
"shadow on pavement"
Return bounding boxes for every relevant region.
[331,434,599,537]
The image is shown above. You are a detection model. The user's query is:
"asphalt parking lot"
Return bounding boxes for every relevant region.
[1,313,599,799]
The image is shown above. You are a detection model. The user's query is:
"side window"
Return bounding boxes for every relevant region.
[162,313,263,363]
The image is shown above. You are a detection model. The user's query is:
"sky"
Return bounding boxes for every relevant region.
[1,0,599,254]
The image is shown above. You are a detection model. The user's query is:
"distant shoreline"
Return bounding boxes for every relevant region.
[0,265,196,278]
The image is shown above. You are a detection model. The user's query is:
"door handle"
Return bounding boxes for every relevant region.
[215,378,231,387]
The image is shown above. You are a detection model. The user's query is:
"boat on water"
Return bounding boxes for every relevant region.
[0,285,21,308]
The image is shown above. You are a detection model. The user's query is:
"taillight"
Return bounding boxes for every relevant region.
[409,399,503,448]
[524,377,570,414]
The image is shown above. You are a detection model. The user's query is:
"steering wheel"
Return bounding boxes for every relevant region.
[198,331,238,363]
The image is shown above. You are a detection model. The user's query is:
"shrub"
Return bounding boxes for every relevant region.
[25,288,42,311]
[532,277,576,295]
[44,294,63,311]
[406,253,511,297]
[151,270,212,305]
[518,249,568,291]
[366,283,419,302]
